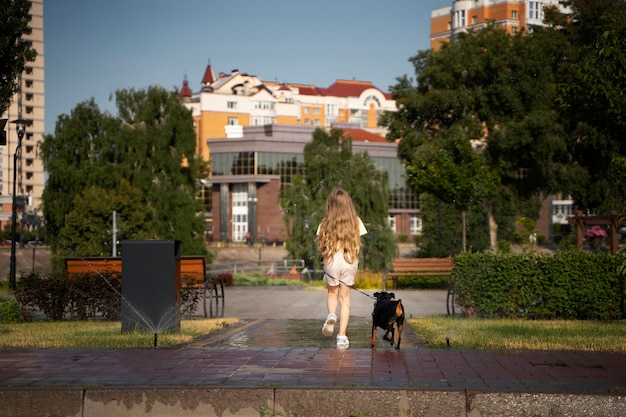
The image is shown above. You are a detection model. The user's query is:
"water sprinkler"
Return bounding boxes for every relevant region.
[446,336,450,348]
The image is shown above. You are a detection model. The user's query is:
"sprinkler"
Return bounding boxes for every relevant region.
[154,333,158,347]
[446,336,450,348]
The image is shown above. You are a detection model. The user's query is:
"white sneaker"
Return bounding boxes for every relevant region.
[336,335,349,347]
[322,314,337,337]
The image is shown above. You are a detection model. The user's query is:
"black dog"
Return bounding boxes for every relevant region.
[371,291,405,350]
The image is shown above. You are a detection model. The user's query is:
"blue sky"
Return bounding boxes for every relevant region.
[44,0,449,134]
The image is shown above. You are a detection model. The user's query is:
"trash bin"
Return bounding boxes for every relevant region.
[121,240,181,333]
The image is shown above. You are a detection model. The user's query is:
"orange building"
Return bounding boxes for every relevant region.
[430,0,568,50]
[180,64,396,163]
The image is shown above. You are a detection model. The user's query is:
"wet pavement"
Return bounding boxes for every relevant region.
[1,287,626,417]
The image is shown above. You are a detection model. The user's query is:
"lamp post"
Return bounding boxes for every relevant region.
[9,118,26,291]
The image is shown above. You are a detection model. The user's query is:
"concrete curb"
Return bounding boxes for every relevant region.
[2,388,626,417]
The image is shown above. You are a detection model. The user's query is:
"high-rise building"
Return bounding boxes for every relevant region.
[0,0,45,232]
[431,0,566,50]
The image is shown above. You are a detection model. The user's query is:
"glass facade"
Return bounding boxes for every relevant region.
[211,151,419,210]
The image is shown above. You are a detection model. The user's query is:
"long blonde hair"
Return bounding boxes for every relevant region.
[316,188,361,264]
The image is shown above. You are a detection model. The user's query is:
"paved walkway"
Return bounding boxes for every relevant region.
[1,287,626,417]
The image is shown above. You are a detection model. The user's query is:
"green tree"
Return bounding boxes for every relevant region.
[280,128,396,272]
[0,0,37,114]
[383,25,570,252]
[57,180,154,259]
[41,86,209,268]
[554,0,626,213]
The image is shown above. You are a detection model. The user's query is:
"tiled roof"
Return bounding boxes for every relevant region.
[341,128,389,143]
[179,79,192,98]
[202,64,216,85]
[324,80,382,98]
[293,85,324,96]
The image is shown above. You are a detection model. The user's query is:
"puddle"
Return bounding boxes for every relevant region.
[195,317,419,349]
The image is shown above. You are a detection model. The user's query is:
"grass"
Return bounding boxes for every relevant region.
[0,318,238,348]
[408,316,626,352]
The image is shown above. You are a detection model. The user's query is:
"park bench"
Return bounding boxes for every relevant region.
[383,257,454,290]
[65,256,225,318]
[383,257,458,316]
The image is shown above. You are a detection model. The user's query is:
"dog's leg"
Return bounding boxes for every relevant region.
[395,322,403,349]
[395,301,404,350]
[370,325,377,348]
[383,328,395,346]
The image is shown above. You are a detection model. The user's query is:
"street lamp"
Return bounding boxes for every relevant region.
[9,118,26,290]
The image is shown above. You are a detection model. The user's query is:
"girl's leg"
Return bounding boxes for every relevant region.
[337,283,351,336]
[327,284,339,315]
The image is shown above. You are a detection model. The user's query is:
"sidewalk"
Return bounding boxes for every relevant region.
[1,287,625,417]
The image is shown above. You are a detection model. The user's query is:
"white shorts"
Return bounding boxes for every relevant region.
[324,251,358,287]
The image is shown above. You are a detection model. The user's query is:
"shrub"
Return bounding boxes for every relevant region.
[452,252,626,320]
[355,271,384,290]
[0,296,23,323]
[15,272,122,321]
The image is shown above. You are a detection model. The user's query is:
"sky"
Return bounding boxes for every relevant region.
[44,0,450,134]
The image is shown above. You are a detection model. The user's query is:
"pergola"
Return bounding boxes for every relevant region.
[568,210,619,255]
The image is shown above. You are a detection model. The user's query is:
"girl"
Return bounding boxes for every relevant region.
[316,188,367,347]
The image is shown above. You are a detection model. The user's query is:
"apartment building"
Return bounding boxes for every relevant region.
[180,64,419,243]
[431,0,565,50]
[0,0,45,232]
[181,63,397,162]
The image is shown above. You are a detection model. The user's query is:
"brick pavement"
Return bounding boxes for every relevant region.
[1,287,626,416]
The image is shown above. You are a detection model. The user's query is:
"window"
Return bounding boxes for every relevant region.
[512,10,518,19]
[529,2,540,19]
[252,101,275,110]
[410,215,422,235]
[472,15,477,25]
[313,107,320,115]
[303,107,309,114]
[228,117,238,125]
[227,101,237,109]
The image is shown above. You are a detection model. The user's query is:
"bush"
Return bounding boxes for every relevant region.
[15,272,122,321]
[355,271,384,290]
[394,275,450,289]
[0,296,24,323]
[452,252,626,320]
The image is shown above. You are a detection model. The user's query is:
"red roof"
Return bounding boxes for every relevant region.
[202,64,216,85]
[341,128,389,143]
[179,78,192,98]
[324,80,382,98]
[294,85,324,96]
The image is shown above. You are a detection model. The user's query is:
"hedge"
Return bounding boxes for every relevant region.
[452,252,626,320]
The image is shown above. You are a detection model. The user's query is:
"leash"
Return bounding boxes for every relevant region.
[324,272,376,300]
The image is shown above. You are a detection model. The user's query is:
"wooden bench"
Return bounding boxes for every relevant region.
[65,256,225,318]
[383,258,454,290]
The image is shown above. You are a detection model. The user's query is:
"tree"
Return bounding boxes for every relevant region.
[280,128,396,272]
[57,180,154,259]
[0,0,37,114]
[383,25,571,252]
[41,86,209,269]
[554,0,626,213]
